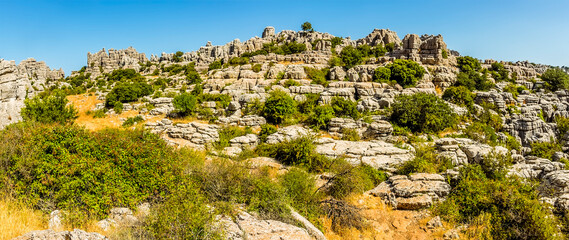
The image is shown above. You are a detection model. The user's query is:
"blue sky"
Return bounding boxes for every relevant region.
[0,0,568,74]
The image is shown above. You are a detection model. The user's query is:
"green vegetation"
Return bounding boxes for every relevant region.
[331,97,360,119]
[304,67,329,86]
[215,126,252,150]
[502,83,527,99]
[398,144,453,175]
[390,93,457,133]
[173,93,198,116]
[309,105,335,129]
[339,46,363,69]
[252,63,262,73]
[105,82,153,108]
[434,163,561,239]
[259,124,278,143]
[541,68,569,91]
[529,141,562,160]
[442,86,474,108]
[301,22,314,32]
[455,56,494,91]
[122,115,144,127]
[241,41,307,57]
[21,91,78,124]
[373,59,425,88]
[263,89,297,124]
[208,59,222,71]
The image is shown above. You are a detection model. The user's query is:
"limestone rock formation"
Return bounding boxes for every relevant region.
[0,58,64,129]
[84,47,147,78]
[13,229,107,240]
[369,173,451,210]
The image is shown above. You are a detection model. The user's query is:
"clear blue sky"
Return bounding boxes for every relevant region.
[0,0,568,75]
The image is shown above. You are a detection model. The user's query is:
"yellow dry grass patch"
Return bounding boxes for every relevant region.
[277,61,305,65]
[0,198,47,240]
[67,94,165,131]
[322,193,459,240]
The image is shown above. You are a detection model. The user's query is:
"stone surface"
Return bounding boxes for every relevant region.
[368,173,451,210]
[13,229,107,240]
[221,212,313,240]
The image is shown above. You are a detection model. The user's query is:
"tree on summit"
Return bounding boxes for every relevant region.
[301,22,314,32]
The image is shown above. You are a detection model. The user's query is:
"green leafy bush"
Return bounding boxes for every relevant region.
[145,181,222,239]
[122,115,144,127]
[0,124,186,221]
[105,82,153,108]
[530,141,562,160]
[490,62,510,82]
[257,136,329,172]
[208,60,222,71]
[309,105,335,129]
[259,124,278,143]
[326,162,386,199]
[21,92,78,124]
[252,64,262,73]
[173,93,197,116]
[339,46,363,69]
[341,128,360,141]
[556,116,569,139]
[390,93,457,133]
[215,126,252,150]
[263,90,297,124]
[434,164,561,239]
[442,86,474,107]
[331,97,360,119]
[456,56,482,73]
[372,67,391,83]
[113,101,123,114]
[386,59,425,88]
[283,78,301,87]
[398,144,452,175]
[107,69,144,82]
[542,68,569,91]
[304,67,329,87]
[503,83,527,99]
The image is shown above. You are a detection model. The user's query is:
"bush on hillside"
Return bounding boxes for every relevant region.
[309,105,335,129]
[0,124,187,222]
[105,82,152,108]
[21,92,78,124]
[173,93,197,116]
[339,46,363,69]
[263,90,297,124]
[390,93,457,133]
[386,59,425,88]
[331,97,360,119]
[542,68,569,91]
[442,86,474,107]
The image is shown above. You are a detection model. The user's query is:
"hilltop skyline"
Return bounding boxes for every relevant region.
[0,0,568,74]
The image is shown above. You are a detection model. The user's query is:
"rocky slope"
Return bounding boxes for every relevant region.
[5,26,569,239]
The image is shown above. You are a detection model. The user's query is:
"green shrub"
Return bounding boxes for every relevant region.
[542,68,569,91]
[215,126,252,150]
[105,82,153,108]
[257,136,329,172]
[113,101,123,114]
[339,46,363,69]
[326,162,384,199]
[390,93,457,133]
[297,93,320,115]
[252,64,262,73]
[456,56,481,73]
[309,105,335,129]
[0,124,187,221]
[21,92,78,124]
[263,90,297,124]
[227,57,249,66]
[173,93,197,116]
[107,69,144,82]
[259,124,278,143]
[331,97,359,119]
[398,144,452,175]
[464,122,498,145]
[122,115,144,127]
[330,37,343,48]
[372,67,391,83]
[503,83,527,99]
[172,51,184,62]
[281,168,322,223]
[208,60,222,71]
[434,164,561,239]
[279,42,307,55]
[145,181,223,240]
[92,109,107,118]
[198,93,231,109]
[442,86,474,107]
[341,128,360,141]
[442,49,448,59]
[304,67,329,87]
[386,59,425,88]
[556,116,569,139]
[283,78,301,87]
[490,62,510,82]
[530,141,562,159]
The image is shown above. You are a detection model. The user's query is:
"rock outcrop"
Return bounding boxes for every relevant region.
[13,229,107,240]
[0,58,64,129]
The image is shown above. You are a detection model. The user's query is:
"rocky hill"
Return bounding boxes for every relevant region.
[2,26,569,240]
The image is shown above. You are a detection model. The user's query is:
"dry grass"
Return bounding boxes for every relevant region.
[67,94,165,131]
[0,198,47,240]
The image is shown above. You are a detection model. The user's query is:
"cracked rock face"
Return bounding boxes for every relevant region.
[12,229,108,240]
[369,173,451,210]
[220,212,312,240]
[0,58,64,129]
